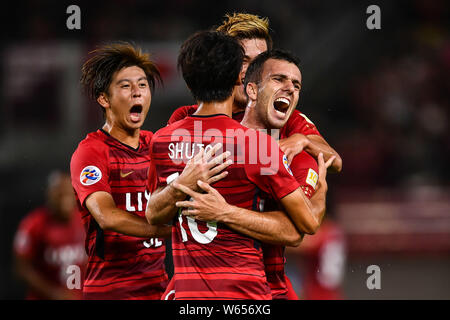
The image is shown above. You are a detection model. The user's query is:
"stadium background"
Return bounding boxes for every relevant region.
[1,0,449,299]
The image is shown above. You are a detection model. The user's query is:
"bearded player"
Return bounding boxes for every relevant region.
[147,30,334,300]
[173,49,330,299]
[168,12,342,173]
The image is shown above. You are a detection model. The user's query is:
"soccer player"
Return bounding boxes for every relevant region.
[70,43,172,300]
[146,31,332,300]
[288,208,347,300]
[13,171,86,300]
[173,49,332,299]
[167,12,342,173]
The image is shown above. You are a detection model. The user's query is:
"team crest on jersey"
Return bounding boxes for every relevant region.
[80,166,102,186]
[306,168,319,189]
[282,155,293,176]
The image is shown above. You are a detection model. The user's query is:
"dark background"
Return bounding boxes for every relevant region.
[1,0,449,299]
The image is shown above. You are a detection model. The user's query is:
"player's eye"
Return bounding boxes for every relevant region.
[121,84,130,88]
[139,82,148,88]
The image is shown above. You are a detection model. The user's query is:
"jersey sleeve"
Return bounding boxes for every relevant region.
[282,110,322,137]
[244,131,300,201]
[289,151,319,199]
[13,211,42,260]
[70,142,111,207]
[167,105,198,125]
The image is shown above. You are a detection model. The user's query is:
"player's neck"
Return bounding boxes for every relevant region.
[232,102,245,114]
[240,102,265,130]
[102,122,140,149]
[194,96,233,117]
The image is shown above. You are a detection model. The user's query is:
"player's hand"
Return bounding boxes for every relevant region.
[173,180,231,222]
[177,143,232,192]
[279,133,310,164]
[316,152,336,191]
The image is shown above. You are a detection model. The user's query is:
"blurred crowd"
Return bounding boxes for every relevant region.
[339,19,449,189]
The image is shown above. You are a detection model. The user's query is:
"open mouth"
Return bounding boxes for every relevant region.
[130,104,143,122]
[273,97,290,114]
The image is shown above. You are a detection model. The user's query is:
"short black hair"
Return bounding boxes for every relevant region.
[177,30,244,102]
[244,49,301,90]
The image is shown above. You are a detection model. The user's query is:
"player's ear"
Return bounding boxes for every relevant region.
[246,82,258,101]
[97,93,110,110]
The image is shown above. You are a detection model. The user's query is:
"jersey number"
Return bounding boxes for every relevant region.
[178,212,218,244]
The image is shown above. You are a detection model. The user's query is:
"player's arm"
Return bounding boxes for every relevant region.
[146,144,232,225]
[279,153,333,234]
[85,191,171,238]
[13,255,76,300]
[172,180,303,247]
[279,133,342,173]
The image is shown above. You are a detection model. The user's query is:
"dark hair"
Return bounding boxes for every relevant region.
[244,49,301,90]
[80,42,162,102]
[177,30,244,102]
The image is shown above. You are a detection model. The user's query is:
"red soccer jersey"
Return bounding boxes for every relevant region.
[168,105,321,138]
[280,109,322,138]
[70,129,168,300]
[167,104,245,125]
[300,220,346,300]
[13,207,87,300]
[151,114,300,300]
[262,151,319,299]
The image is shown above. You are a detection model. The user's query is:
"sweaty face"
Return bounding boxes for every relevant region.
[234,38,268,110]
[103,66,151,132]
[254,59,302,129]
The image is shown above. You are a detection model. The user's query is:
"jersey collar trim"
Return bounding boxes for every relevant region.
[188,113,230,118]
[99,129,141,152]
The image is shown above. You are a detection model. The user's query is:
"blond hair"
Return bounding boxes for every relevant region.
[216,13,273,49]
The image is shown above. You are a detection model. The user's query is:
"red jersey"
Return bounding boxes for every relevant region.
[151,114,300,300]
[280,109,322,138]
[13,207,86,300]
[300,220,346,300]
[70,129,167,300]
[167,105,321,138]
[262,151,319,299]
[167,104,245,125]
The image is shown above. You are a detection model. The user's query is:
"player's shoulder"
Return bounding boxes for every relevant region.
[178,104,198,113]
[291,109,316,125]
[72,130,108,157]
[155,112,200,138]
[140,130,153,145]
[293,150,318,168]
[153,121,177,138]
[167,104,199,125]
[286,109,303,124]
[19,207,49,230]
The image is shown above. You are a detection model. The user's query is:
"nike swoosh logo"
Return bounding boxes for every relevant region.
[120,170,134,178]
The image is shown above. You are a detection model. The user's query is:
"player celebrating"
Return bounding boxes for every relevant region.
[147,31,333,300]
[167,12,342,173]
[172,49,331,299]
[70,43,172,300]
